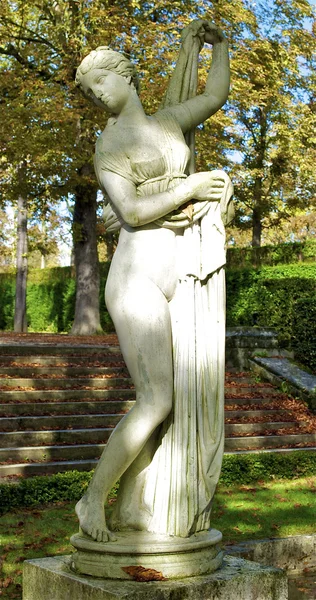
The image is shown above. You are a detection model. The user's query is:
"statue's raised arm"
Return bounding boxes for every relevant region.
[160,20,230,133]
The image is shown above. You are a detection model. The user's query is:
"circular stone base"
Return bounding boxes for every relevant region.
[70,529,223,580]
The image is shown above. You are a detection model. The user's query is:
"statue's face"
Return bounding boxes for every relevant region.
[80,68,132,113]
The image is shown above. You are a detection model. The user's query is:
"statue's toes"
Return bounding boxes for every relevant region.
[96,529,104,543]
[101,530,109,543]
[108,530,117,542]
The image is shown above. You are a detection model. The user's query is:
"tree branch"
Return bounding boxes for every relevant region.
[1,17,59,52]
[8,32,60,53]
[239,115,259,147]
[0,43,62,82]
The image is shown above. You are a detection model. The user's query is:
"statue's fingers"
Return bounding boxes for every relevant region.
[210,182,225,188]
[209,193,223,200]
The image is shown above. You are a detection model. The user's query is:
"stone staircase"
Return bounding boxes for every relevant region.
[0,342,315,479]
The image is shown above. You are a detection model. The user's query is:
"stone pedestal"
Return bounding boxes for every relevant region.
[23,554,288,600]
[70,529,223,579]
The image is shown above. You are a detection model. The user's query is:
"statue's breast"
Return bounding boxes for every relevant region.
[129,152,166,183]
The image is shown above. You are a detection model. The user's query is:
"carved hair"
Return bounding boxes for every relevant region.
[75,47,139,92]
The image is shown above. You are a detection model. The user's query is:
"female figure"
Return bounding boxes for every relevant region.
[75,20,233,543]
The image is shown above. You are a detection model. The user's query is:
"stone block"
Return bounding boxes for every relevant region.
[23,554,288,600]
[226,534,316,573]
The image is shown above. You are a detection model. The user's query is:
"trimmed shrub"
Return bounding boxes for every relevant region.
[292,297,316,372]
[220,450,316,485]
[0,471,93,515]
[0,265,114,333]
[0,452,315,514]
[226,264,316,369]
[227,239,316,269]
[0,274,15,330]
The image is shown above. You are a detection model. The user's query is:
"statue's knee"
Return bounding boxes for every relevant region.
[157,397,172,423]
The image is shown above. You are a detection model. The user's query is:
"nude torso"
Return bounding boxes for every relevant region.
[101,115,188,300]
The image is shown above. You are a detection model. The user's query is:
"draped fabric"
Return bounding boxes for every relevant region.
[98,21,234,537]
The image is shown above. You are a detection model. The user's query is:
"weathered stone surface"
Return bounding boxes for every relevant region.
[226,534,316,573]
[254,357,316,397]
[225,327,290,369]
[23,554,288,600]
[70,529,223,579]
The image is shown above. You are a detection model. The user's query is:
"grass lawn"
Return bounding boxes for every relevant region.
[0,476,315,599]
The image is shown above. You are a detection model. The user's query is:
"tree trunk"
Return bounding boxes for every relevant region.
[252,176,263,247]
[71,164,102,335]
[252,205,262,247]
[14,195,28,332]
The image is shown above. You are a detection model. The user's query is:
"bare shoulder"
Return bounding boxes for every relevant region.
[96,125,125,153]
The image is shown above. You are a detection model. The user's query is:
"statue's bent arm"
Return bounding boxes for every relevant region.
[99,171,192,227]
[100,170,227,228]
[162,37,230,134]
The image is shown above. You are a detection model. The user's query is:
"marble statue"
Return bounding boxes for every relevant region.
[73,19,234,559]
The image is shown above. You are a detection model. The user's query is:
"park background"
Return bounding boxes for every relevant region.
[0,0,315,365]
[0,3,315,598]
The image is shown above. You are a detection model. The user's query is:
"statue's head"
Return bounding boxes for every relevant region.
[76,47,139,94]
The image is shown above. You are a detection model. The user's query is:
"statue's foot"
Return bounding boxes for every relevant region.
[75,495,117,543]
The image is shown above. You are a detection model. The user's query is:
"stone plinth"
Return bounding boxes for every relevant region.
[70,529,223,579]
[23,554,288,600]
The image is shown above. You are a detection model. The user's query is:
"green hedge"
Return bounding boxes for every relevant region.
[0,273,15,331]
[220,451,316,485]
[292,297,316,372]
[226,239,315,268]
[0,452,315,514]
[0,259,315,369]
[0,264,114,333]
[226,263,316,370]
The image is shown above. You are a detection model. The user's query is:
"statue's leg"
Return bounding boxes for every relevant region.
[76,276,173,542]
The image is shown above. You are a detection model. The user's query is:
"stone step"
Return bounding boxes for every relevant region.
[225,376,255,384]
[225,409,289,420]
[224,386,276,395]
[0,428,113,448]
[0,459,99,478]
[1,435,315,479]
[0,377,133,389]
[0,443,105,463]
[0,413,124,432]
[0,355,125,367]
[0,389,135,402]
[0,419,307,448]
[0,366,251,378]
[0,402,289,419]
[0,366,129,377]
[225,433,316,451]
[0,385,277,403]
[0,391,283,406]
[0,344,121,356]
[225,421,305,436]
[0,400,135,416]
[0,413,300,434]
[224,397,282,406]
[7,436,316,468]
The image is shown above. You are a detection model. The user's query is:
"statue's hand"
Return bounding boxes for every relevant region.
[202,23,226,46]
[187,171,226,202]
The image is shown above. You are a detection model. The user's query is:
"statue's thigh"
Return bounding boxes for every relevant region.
[106,275,173,395]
